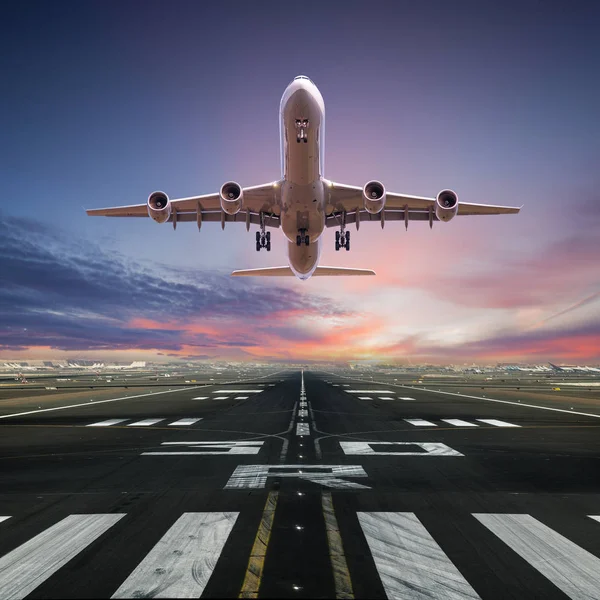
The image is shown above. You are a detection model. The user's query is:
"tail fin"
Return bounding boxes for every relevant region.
[231,266,376,277]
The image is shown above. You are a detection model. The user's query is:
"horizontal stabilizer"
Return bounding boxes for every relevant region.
[231,266,376,277]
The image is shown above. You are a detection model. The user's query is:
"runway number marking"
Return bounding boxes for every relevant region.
[340,441,464,456]
[142,441,264,456]
[225,465,370,490]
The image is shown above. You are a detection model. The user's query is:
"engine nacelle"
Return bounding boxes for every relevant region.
[363,180,386,214]
[435,189,459,222]
[219,181,243,215]
[147,191,171,223]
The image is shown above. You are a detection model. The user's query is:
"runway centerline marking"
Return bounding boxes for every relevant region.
[296,423,310,436]
[475,513,600,599]
[0,514,125,600]
[358,512,480,599]
[112,512,238,599]
[0,386,205,420]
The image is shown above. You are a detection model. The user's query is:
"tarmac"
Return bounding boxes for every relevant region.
[1,368,600,599]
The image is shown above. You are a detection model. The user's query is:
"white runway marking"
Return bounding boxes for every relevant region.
[225,465,370,490]
[127,418,164,427]
[169,418,202,426]
[0,386,204,420]
[442,419,478,427]
[475,513,600,599]
[400,397,416,401]
[143,441,263,456]
[358,512,480,600]
[405,419,437,427]
[399,385,600,419]
[341,442,464,457]
[86,419,128,427]
[476,419,520,427]
[358,396,372,400]
[346,390,395,394]
[0,517,10,524]
[112,512,238,599]
[192,396,209,400]
[296,423,310,435]
[378,397,394,400]
[213,396,228,400]
[0,513,124,600]
[589,516,600,524]
[298,409,308,417]
[213,389,263,393]
[234,396,249,400]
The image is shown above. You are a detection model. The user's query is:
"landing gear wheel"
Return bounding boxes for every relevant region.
[266,241,271,251]
[304,235,309,246]
[303,137,308,143]
[345,240,350,251]
[256,241,261,252]
[296,138,301,143]
[266,231,271,242]
[346,231,350,242]
[335,231,340,242]
[335,241,340,251]
[296,235,302,246]
[255,231,260,242]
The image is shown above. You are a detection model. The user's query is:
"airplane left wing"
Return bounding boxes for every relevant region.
[325,181,521,224]
[86,182,281,228]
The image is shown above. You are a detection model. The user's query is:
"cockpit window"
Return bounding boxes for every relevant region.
[292,75,311,82]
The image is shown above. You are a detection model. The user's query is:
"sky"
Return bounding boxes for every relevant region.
[1,0,599,364]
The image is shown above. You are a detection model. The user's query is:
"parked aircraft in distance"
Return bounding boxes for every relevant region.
[87,75,522,280]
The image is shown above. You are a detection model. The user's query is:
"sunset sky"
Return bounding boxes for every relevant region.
[2,1,599,364]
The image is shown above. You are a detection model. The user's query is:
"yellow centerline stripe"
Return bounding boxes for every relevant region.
[239,491,278,598]
[322,492,354,599]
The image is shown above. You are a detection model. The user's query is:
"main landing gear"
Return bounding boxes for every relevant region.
[256,213,270,251]
[295,119,309,143]
[335,230,350,251]
[296,228,310,246]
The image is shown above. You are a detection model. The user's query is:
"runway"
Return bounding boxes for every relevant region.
[1,369,600,598]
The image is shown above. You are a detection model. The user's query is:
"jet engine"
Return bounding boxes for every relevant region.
[363,180,386,214]
[435,189,459,222]
[147,191,171,223]
[219,181,243,215]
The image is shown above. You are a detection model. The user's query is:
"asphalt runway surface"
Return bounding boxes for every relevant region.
[1,369,600,599]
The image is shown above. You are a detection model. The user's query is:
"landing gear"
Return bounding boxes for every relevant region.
[295,119,309,143]
[334,213,350,251]
[296,228,310,246]
[256,215,271,251]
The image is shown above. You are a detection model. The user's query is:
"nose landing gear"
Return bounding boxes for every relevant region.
[295,119,309,143]
[296,228,310,246]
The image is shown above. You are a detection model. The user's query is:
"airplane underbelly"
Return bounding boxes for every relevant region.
[288,238,321,280]
[281,183,325,243]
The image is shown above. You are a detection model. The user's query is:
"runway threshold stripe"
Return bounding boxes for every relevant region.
[322,492,354,599]
[358,512,480,599]
[405,419,437,427]
[168,418,202,426]
[442,419,478,427]
[0,514,125,600]
[476,419,520,428]
[192,397,209,400]
[0,517,10,523]
[127,419,164,427]
[214,390,263,393]
[239,492,278,598]
[86,419,128,427]
[474,514,600,599]
[112,512,238,599]
[589,516,600,524]
[346,390,395,394]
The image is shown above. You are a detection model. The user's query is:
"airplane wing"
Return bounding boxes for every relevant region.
[231,266,376,277]
[324,181,521,227]
[86,183,281,228]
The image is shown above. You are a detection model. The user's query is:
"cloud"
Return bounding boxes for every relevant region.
[0,213,349,354]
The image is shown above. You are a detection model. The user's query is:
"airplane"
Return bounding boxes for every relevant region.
[87,75,522,280]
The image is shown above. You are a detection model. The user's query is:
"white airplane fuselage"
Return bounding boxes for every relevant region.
[279,76,327,280]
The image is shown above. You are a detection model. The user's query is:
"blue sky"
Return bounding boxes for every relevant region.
[2,1,599,363]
